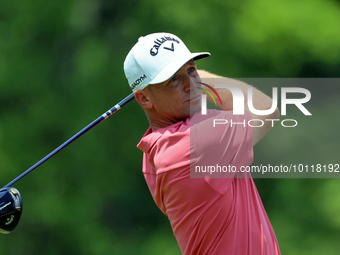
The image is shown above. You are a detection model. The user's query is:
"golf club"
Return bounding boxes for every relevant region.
[0,187,22,234]
[0,93,135,234]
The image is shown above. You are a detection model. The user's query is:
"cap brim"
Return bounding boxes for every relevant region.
[149,52,210,85]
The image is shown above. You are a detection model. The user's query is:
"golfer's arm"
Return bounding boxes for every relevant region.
[198,70,280,146]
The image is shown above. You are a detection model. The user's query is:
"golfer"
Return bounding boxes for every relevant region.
[124,32,281,255]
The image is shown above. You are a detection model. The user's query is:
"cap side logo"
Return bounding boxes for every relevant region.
[131,74,147,90]
[150,36,179,56]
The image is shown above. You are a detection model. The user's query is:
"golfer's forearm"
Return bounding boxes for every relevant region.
[198,70,277,117]
[198,70,280,145]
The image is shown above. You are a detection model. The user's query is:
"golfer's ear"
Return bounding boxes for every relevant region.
[134,90,153,109]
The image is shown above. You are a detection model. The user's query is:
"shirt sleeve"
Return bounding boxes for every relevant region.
[190,109,254,194]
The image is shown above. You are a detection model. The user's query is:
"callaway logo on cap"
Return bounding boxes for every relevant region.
[124,32,210,92]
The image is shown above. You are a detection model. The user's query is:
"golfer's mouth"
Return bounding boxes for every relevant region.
[186,95,201,103]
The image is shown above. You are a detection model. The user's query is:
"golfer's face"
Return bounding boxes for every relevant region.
[148,60,202,121]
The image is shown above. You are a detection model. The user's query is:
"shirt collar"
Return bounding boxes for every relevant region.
[137,121,184,153]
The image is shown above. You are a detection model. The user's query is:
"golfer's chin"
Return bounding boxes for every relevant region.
[189,103,201,118]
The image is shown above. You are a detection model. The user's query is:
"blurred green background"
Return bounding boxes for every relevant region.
[0,0,339,254]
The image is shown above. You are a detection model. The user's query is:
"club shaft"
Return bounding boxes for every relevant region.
[4,93,135,188]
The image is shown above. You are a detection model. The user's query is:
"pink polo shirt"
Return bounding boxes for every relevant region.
[137,109,280,255]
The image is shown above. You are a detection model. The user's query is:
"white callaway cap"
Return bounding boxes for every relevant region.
[124,32,210,92]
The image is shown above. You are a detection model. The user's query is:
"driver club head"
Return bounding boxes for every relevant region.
[0,187,23,234]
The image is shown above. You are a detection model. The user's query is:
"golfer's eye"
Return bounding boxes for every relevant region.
[188,67,195,73]
[164,75,179,89]
[188,66,197,76]
[170,75,178,82]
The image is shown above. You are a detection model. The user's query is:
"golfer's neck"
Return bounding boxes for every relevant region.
[148,115,185,132]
